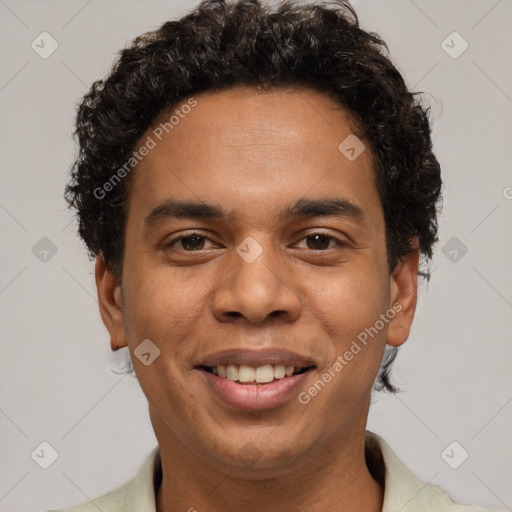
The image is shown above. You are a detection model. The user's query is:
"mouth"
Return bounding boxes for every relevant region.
[197,363,315,384]
[194,349,317,410]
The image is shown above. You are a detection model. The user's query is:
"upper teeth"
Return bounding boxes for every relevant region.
[212,364,296,383]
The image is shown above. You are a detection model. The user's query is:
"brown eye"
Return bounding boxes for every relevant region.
[167,233,214,251]
[297,233,343,251]
[305,234,332,250]
[179,235,206,251]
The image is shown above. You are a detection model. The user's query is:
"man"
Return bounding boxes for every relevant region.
[51,0,491,510]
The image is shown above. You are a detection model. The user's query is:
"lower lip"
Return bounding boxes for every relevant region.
[197,368,314,410]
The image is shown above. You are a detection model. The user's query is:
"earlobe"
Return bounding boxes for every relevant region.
[95,254,127,351]
[386,244,420,348]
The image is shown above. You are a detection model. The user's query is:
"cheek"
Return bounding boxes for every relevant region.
[120,270,208,411]
[121,265,213,357]
[309,263,389,341]
[302,260,390,395]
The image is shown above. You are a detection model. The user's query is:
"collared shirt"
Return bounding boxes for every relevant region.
[49,431,492,511]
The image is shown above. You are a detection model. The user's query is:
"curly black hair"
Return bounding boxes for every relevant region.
[65,0,442,392]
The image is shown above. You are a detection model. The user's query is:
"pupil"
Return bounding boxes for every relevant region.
[307,234,329,250]
[182,235,204,251]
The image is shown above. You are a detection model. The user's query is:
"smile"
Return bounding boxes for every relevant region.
[199,363,314,384]
[195,348,317,409]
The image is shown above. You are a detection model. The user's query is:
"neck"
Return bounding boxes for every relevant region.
[153,414,384,512]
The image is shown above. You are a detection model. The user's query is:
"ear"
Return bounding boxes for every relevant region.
[95,254,127,351]
[386,242,420,348]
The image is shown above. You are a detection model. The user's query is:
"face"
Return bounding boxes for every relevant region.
[96,86,418,474]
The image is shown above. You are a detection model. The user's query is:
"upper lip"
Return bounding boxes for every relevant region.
[196,348,317,369]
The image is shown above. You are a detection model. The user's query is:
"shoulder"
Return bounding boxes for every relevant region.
[45,446,161,512]
[365,431,495,512]
[405,480,495,512]
[46,480,131,512]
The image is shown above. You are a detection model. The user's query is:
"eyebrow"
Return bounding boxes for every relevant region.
[145,197,365,228]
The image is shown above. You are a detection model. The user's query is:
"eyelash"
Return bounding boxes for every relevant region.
[166,231,347,252]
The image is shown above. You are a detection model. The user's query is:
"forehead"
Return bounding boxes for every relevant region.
[128,86,381,227]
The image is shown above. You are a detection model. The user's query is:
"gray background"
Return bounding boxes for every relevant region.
[0,0,511,510]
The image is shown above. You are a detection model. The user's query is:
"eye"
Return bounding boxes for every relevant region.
[165,231,346,253]
[294,233,345,251]
[166,232,216,251]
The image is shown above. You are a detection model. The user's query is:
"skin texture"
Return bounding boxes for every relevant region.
[95,86,419,512]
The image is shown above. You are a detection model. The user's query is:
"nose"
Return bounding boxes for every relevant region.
[211,241,301,325]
